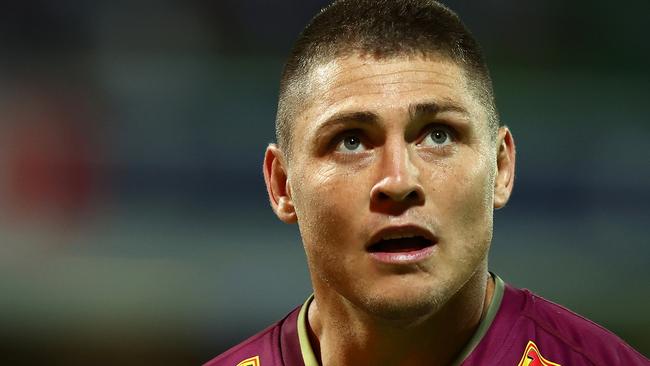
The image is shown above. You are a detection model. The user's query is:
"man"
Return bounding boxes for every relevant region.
[205,1,648,365]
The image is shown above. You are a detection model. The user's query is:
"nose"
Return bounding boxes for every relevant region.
[370,140,424,211]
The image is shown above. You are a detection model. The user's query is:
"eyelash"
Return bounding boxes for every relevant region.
[417,124,457,145]
[328,123,458,153]
[331,129,367,147]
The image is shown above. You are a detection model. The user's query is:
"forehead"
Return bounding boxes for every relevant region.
[293,54,485,142]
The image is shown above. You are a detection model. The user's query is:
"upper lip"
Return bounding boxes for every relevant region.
[366,224,437,250]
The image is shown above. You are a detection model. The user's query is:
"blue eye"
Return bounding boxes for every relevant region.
[336,134,366,153]
[420,127,452,147]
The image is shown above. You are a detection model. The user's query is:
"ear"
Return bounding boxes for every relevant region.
[263,144,297,223]
[493,127,516,209]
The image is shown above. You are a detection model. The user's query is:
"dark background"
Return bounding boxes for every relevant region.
[0,1,648,364]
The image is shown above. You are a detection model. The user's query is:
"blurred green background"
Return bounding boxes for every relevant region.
[0,1,648,365]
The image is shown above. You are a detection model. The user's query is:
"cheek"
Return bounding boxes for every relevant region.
[291,165,367,271]
[432,158,494,234]
[293,164,358,230]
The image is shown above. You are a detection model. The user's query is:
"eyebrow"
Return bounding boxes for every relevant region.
[312,100,470,140]
[408,100,470,120]
[313,111,380,137]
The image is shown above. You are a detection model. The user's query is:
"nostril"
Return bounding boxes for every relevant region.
[374,189,422,203]
[370,186,425,214]
[377,191,390,201]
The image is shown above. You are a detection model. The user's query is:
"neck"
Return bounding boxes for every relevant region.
[307,271,495,366]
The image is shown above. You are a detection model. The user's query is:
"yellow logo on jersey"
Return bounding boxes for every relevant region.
[236,355,260,366]
[517,341,561,366]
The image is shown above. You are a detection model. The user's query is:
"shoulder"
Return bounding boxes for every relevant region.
[203,323,280,366]
[511,286,648,365]
[203,306,303,366]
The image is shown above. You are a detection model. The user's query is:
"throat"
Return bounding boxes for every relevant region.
[307,273,495,366]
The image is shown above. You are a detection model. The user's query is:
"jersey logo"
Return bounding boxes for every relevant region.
[517,341,561,366]
[236,355,260,366]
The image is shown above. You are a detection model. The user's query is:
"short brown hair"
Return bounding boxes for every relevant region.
[276,0,499,156]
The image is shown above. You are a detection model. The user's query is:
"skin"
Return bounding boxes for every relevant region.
[263,53,516,366]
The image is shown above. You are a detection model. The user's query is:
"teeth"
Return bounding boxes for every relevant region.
[381,233,420,240]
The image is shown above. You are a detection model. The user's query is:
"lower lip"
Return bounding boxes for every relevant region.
[368,245,435,264]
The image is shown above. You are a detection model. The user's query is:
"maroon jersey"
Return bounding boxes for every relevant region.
[204,276,648,366]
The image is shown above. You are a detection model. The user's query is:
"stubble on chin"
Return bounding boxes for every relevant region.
[351,277,455,323]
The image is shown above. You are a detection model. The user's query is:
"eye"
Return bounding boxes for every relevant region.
[419,126,453,147]
[335,133,367,153]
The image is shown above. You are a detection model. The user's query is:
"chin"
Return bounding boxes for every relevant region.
[359,282,450,321]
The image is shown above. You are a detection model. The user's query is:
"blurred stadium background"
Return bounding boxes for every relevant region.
[0,0,648,364]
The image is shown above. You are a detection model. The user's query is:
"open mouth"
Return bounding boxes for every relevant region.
[367,236,434,253]
[365,225,438,263]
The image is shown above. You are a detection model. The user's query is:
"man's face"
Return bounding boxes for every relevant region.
[276,54,508,319]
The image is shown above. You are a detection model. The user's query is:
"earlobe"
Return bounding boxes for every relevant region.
[493,127,516,209]
[263,144,298,223]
